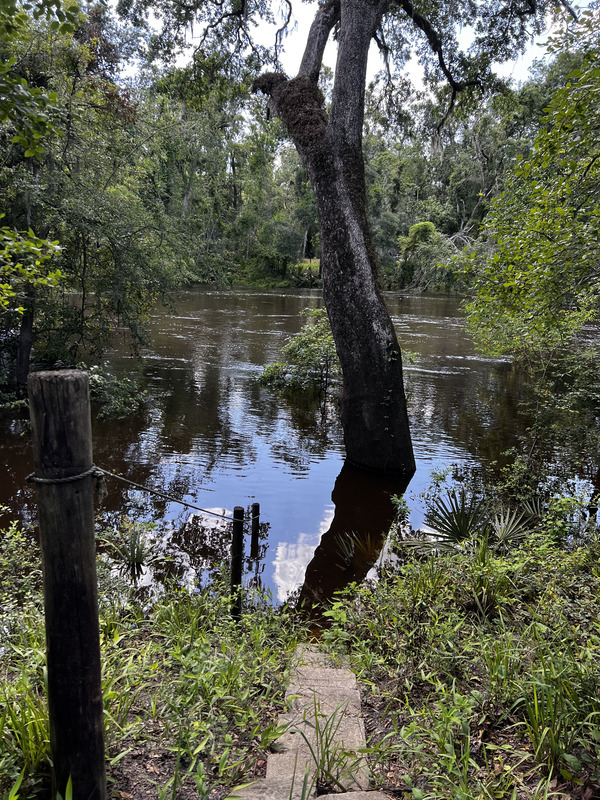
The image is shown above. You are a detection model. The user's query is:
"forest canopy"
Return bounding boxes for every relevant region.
[0,0,596,398]
[463,14,600,358]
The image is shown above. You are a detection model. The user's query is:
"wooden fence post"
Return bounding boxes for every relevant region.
[231,506,244,620]
[28,370,106,800]
[250,502,260,559]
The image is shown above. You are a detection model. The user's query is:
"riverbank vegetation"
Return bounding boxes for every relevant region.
[259,307,340,413]
[323,498,600,798]
[0,518,309,799]
[2,469,599,798]
[460,15,600,495]
[1,0,597,393]
[2,0,600,797]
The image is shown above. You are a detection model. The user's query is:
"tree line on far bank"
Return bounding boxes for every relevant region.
[0,1,597,398]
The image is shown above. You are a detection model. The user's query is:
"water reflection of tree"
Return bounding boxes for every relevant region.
[147,363,259,474]
[293,357,530,619]
[406,360,530,474]
[297,462,409,620]
[95,360,343,492]
[254,387,343,473]
[104,506,271,593]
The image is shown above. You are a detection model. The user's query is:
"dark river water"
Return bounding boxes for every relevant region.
[1,289,524,604]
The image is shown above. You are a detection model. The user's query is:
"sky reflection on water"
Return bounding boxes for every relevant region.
[1,289,525,603]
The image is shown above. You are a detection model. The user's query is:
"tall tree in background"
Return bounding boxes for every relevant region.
[464,14,600,357]
[1,3,175,375]
[1,2,245,382]
[119,0,574,473]
[0,0,78,385]
[458,14,600,487]
[253,0,573,476]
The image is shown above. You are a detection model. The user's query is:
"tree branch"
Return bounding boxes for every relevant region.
[396,0,479,94]
[298,0,340,83]
[396,0,482,130]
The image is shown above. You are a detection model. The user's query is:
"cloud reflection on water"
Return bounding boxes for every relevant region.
[273,505,334,602]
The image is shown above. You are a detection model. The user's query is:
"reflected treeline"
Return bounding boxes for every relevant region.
[91,366,342,509]
[101,504,271,600]
[0,288,544,605]
[92,289,340,493]
[86,290,342,534]
[153,506,270,590]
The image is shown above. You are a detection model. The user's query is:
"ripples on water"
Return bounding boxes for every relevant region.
[0,289,525,603]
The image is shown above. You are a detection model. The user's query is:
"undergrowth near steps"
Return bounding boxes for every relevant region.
[320,529,600,799]
[0,524,307,800]
[3,488,600,800]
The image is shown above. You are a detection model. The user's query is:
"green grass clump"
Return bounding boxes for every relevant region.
[321,528,600,798]
[0,523,307,799]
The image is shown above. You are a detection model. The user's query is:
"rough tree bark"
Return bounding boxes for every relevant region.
[254,0,415,478]
[16,285,35,387]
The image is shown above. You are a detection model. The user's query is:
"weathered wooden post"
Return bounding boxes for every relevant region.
[250,502,260,559]
[28,370,106,800]
[231,505,244,620]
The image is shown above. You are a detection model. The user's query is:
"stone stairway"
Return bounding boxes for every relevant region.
[226,646,391,800]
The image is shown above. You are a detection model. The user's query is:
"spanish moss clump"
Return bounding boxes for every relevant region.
[253,73,328,153]
[251,71,288,95]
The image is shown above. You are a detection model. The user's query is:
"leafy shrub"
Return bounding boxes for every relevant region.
[260,308,340,398]
[80,362,150,419]
[0,520,42,608]
[395,221,459,291]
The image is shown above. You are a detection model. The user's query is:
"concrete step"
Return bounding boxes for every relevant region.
[226,646,389,800]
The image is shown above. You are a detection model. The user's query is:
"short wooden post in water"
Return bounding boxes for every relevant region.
[250,502,260,559]
[28,370,107,800]
[231,505,244,620]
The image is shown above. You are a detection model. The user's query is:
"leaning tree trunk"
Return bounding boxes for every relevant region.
[254,0,415,477]
[310,130,414,474]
